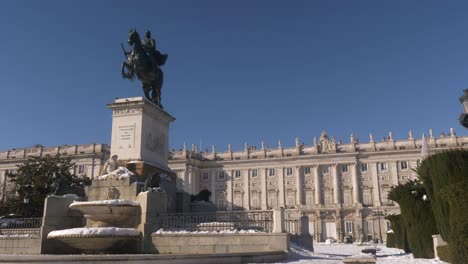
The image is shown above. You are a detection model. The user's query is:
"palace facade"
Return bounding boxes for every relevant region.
[1,129,467,242]
[168,129,468,242]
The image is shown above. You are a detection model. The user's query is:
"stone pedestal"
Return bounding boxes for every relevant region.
[107,97,175,170]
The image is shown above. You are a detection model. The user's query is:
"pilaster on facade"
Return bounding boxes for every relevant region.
[313,165,321,205]
[278,167,285,207]
[261,168,267,210]
[226,171,233,210]
[351,162,359,204]
[243,169,250,210]
[370,163,381,206]
[331,164,339,204]
[389,162,399,187]
[295,166,303,207]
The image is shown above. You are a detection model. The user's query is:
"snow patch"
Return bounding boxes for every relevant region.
[97,167,134,181]
[48,227,141,238]
[70,199,139,206]
[153,229,260,235]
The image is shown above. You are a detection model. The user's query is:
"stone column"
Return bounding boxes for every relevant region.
[278,167,285,207]
[390,162,399,187]
[226,170,233,210]
[210,170,216,202]
[313,165,321,205]
[243,169,250,210]
[184,168,191,193]
[370,163,381,206]
[273,207,285,233]
[351,163,360,204]
[295,166,303,207]
[332,164,339,204]
[261,168,268,210]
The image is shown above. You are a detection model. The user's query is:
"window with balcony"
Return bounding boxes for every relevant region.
[342,164,349,173]
[234,170,241,178]
[251,169,258,178]
[304,167,311,175]
[400,161,408,170]
[286,167,293,176]
[269,168,275,176]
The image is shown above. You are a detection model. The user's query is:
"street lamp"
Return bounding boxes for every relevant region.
[371,207,386,243]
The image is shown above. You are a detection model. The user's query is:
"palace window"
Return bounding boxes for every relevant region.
[305,190,314,205]
[343,189,352,205]
[269,168,275,176]
[322,166,330,174]
[234,170,241,178]
[304,167,311,175]
[286,190,296,208]
[251,169,258,178]
[363,189,372,205]
[379,162,388,172]
[251,191,260,209]
[218,171,225,180]
[216,192,225,210]
[400,161,408,170]
[233,192,243,209]
[342,164,349,173]
[78,165,86,174]
[268,191,278,208]
[361,163,368,172]
[345,221,354,233]
[202,172,209,181]
[286,167,293,176]
[324,189,333,205]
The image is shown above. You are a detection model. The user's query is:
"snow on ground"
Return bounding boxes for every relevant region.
[70,199,139,206]
[47,227,141,238]
[273,243,448,264]
[154,229,259,235]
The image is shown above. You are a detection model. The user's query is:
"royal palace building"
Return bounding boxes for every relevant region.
[1,129,467,242]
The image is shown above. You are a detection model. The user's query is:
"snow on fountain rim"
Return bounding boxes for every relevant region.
[97,167,134,181]
[48,227,141,238]
[70,199,140,207]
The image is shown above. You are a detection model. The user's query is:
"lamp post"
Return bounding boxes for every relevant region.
[372,207,385,243]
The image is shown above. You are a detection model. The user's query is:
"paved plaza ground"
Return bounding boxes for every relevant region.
[276,243,448,264]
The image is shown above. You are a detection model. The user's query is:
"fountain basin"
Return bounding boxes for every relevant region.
[47,227,141,252]
[70,200,140,227]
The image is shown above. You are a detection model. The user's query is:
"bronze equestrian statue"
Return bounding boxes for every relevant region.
[121,29,168,108]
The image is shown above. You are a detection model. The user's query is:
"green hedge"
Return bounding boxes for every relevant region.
[389,181,437,258]
[437,245,451,263]
[417,149,468,241]
[385,214,410,252]
[440,183,468,264]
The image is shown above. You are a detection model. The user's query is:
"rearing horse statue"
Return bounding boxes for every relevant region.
[121,29,167,108]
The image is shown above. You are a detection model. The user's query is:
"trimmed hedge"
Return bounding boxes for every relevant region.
[389,181,437,258]
[437,245,451,263]
[440,183,468,264]
[416,149,468,241]
[385,214,410,252]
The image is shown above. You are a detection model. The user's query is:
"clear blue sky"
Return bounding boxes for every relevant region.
[1,0,467,152]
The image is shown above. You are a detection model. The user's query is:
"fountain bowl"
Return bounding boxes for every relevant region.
[48,227,141,252]
[70,200,140,227]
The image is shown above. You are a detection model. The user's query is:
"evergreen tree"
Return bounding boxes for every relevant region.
[6,155,90,217]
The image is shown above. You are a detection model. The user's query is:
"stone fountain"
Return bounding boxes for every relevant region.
[42,97,176,254]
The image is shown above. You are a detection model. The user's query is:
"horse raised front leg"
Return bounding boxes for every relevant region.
[121,62,134,79]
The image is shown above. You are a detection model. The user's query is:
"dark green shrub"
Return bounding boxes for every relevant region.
[385,214,410,252]
[440,183,468,264]
[416,149,468,241]
[389,181,437,258]
[437,245,452,263]
[386,232,396,248]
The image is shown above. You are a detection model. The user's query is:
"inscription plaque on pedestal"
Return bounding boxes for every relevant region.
[108,97,175,170]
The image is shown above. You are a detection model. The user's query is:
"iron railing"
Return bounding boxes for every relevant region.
[160,210,273,233]
[0,217,42,236]
[285,219,301,235]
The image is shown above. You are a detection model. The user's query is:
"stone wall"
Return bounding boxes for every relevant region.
[152,233,288,254]
[0,236,41,254]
